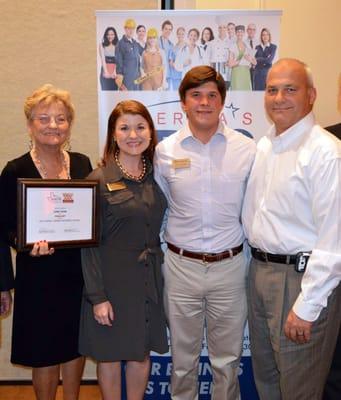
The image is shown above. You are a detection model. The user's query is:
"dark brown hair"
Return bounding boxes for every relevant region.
[102,100,157,165]
[178,65,226,104]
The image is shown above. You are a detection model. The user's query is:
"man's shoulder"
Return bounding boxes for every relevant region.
[306,125,341,161]
[156,130,182,151]
[225,126,257,150]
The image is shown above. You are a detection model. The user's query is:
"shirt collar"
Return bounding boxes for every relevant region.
[268,111,315,152]
[179,121,227,143]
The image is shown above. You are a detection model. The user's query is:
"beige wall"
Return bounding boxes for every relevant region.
[1,0,340,380]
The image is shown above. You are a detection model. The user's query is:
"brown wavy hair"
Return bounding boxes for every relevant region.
[102,100,157,165]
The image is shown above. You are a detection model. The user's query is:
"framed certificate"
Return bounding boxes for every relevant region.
[17,179,99,251]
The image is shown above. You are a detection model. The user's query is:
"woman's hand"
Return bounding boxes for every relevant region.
[30,241,55,257]
[0,291,12,315]
[93,301,114,326]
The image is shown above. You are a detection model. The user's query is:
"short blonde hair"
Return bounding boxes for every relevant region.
[24,84,75,124]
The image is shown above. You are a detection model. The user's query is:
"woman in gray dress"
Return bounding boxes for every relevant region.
[80,100,168,399]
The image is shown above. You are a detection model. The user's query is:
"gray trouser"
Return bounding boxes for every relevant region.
[248,257,341,400]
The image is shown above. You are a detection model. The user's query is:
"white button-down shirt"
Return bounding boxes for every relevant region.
[242,112,341,321]
[154,122,256,253]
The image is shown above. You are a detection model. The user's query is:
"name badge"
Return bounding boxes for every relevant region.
[106,182,127,192]
[172,158,191,169]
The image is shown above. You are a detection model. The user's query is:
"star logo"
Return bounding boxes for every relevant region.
[225,102,240,118]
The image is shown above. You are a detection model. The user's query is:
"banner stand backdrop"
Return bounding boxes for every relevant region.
[96,9,281,399]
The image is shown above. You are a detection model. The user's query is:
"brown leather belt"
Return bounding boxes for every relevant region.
[167,242,243,263]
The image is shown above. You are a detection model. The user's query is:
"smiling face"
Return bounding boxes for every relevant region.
[218,24,227,39]
[177,28,185,42]
[236,28,245,41]
[125,26,134,39]
[202,28,211,43]
[28,101,71,150]
[247,24,256,39]
[261,29,270,44]
[265,60,316,135]
[188,29,199,44]
[137,26,146,41]
[162,23,173,39]
[106,29,116,44]
[113,114,151,158]
[181,81,224,138]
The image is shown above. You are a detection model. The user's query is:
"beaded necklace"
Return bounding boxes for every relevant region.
[114,150,146,182]
[30,148,71,179]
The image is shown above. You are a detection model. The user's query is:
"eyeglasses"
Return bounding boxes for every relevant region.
[31,114,69,125]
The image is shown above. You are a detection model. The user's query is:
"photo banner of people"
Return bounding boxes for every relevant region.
[96,9,281,399]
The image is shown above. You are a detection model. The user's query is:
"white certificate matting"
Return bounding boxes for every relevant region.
[26,187,93,243]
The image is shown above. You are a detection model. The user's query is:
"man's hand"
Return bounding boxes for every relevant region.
[284,309,313,344]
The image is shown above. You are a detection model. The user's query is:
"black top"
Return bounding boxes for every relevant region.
[0,151,92,367]
[79,160,168,361]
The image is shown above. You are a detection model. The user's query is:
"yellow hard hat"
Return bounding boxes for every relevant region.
[124,19,136,29]
[147,28,158,38]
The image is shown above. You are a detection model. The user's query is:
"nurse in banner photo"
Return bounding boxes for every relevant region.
[79,100,168,400]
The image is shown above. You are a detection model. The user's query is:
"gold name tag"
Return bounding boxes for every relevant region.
[172,158,191,169]
[106,182,127,191]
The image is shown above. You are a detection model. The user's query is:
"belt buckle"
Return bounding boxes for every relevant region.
[202,253,211,263]
[258,249,268,263]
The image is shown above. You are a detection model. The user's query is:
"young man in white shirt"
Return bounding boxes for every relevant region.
[242,58,341,400]
[154,65,256,400]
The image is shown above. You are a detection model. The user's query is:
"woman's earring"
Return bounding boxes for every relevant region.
[28,138,33,150]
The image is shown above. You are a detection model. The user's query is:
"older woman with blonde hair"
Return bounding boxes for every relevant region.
[0,84,92,400]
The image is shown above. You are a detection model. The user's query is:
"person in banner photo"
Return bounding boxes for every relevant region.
[0,84,92,400]
[229,25,255,91]
[207,19,232,89]
[253,28,277,91]
[174,28,204,79]
[140,28,167,91]
[245,23,258,89]
[99,26,119,91]
[79,100,168,400]
[169,26,187,91]
[136,24,146,51]
[158,20,174,90]
[199,27,214,64]
[154,65,256,400]
[115,19,143,91]
[242,58,341,400]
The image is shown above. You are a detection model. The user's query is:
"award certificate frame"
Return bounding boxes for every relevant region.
[17,179,99,251]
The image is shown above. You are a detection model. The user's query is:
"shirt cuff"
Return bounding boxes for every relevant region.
[292,293,323,322]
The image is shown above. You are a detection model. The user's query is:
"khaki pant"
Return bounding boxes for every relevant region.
[163,249,248,400]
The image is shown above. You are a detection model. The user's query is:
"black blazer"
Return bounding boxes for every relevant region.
[325,123,341,139]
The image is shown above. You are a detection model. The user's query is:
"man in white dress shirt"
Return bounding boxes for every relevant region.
[154,65,256,399]
[242,58,341,400]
